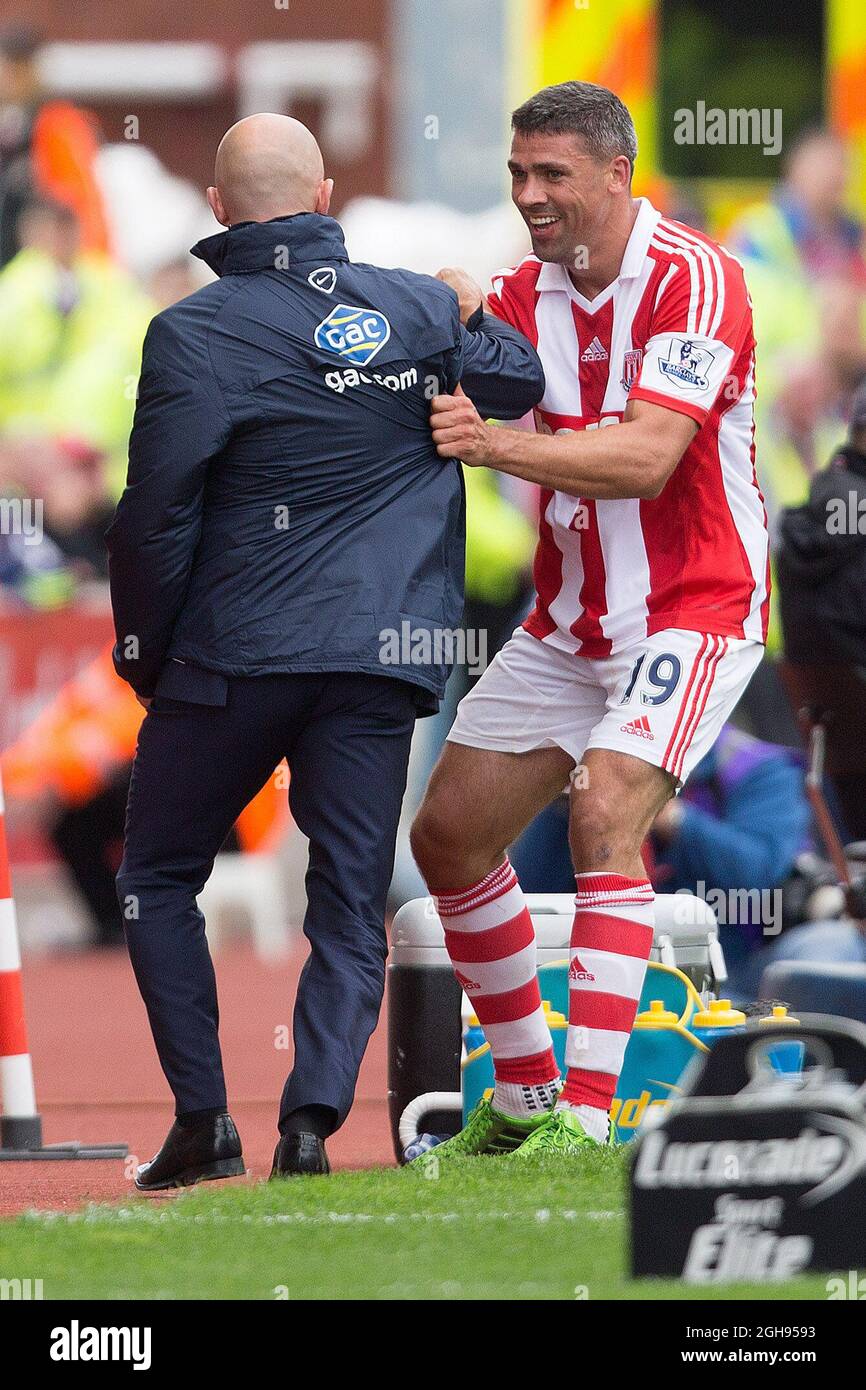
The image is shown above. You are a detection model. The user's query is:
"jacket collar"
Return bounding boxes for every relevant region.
[191,213,349,275]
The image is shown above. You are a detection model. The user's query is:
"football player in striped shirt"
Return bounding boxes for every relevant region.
[410,81,768,1162]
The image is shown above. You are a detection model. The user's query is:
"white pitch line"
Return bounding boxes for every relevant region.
[22,1205,617,1228]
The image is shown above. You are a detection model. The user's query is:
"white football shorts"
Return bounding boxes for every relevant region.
[447,626,763,785]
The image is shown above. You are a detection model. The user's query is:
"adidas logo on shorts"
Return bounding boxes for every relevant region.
[620,714,654,741]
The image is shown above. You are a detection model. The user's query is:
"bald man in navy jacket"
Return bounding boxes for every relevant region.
[107,114,544,1186]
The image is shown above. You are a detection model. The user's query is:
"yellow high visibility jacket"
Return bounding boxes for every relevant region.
[0,247,154,496]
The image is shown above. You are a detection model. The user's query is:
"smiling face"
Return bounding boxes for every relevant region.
[508,130,630,265]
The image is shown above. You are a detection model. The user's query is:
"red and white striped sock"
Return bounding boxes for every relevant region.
[558,872,655,1143]
[436,859,558,1119]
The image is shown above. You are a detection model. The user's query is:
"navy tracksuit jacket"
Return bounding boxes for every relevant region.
[106,213,544,1130]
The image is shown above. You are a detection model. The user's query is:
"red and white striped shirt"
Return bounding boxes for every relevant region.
[489,197,770,658]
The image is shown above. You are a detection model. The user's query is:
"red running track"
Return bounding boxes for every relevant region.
[0,942,395,1216]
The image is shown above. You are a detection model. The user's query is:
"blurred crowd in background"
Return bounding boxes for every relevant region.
[0,23,211,603]
[0,15,864,993]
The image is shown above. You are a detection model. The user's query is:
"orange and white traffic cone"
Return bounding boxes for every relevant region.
[0,768,41,1152]
[0,767,127,1161]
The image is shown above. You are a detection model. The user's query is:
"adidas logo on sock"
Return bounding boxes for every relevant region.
[454,970,481,992]
[580,335,608,362]
[620,714,654,741]
[568,953,596,983]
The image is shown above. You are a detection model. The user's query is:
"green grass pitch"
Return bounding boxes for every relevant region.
[2,1151,833,1300]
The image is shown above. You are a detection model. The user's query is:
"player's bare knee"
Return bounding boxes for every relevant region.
[410,801,497,890]
[410,801,456,882]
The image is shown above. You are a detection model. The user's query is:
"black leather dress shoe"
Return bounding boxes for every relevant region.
[135,1114,245,1191]
[270,1132,330,1178]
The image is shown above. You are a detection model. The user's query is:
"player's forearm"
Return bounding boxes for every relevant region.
[484,418,672,500]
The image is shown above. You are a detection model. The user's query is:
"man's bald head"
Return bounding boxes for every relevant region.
[207,114,333,227]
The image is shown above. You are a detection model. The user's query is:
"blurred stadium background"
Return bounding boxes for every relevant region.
[1,0,866,1194]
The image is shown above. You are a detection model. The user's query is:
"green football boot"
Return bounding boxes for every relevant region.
[407,1097,551,1170]
[509,1105,608,1158]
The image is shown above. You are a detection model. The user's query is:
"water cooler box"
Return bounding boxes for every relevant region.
[387,892,724,1160]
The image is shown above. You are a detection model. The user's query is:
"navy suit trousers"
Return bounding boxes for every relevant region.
[116,671,417,1132]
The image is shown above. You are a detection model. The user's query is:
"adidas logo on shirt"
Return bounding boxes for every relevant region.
[580,336,608,362]
[620,714,654,741]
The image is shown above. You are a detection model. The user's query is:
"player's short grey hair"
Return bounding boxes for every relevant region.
[511,81,638,176]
